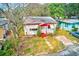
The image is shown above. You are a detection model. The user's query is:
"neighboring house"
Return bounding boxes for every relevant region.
[23,16,57,35]
[58,19,79,31]
[0,17,9,40]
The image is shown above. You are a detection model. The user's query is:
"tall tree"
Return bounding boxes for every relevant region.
[0,3,25,39]
[65,3,79,18]
[48,3,79,18]
[24,3,50,16]
[48,3,65,18]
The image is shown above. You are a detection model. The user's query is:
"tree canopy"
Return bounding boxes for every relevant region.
[48,3,79,18]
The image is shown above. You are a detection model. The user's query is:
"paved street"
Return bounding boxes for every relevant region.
[41,44,79,56]
[56,44,79,56]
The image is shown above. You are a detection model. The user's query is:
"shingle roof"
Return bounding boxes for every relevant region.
[23,16,57,25]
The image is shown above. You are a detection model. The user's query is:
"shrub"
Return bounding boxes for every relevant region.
[72,27,78,32]
[37,26,41,36]
[72,26,78,32]
[0,38,19,56]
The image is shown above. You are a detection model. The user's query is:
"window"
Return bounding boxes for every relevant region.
[30,28,37,31]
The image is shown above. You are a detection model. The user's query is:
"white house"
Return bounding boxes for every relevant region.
[23,16,57,35]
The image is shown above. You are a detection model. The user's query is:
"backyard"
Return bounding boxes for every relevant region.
[0,3,79,56]
[17,29,79,56]
[18,35,65,55]
[0,25,79,56]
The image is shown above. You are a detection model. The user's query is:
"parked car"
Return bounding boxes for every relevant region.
[70,32,79,38]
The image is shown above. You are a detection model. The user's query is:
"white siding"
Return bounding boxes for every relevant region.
[24,25,38,35]
[50,24,57,33]
[41,24,57,34]
[24,24,57,35]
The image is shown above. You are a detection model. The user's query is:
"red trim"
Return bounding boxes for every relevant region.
[39,23,50,28]
[39,23,49,26]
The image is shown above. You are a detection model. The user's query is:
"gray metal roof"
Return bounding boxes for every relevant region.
[0,17,8,26]
[23,16,57,25]
[59,19,79,24]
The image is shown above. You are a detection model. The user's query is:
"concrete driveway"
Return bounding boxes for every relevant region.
[55,36,73,46]
[41,44,79,56]
[56,44,79,56]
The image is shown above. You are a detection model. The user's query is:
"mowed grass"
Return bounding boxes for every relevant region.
[19,36,65,56]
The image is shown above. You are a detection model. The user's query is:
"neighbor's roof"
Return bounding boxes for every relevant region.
[59,19,79,24]
[23,16,57,25]
[0,17,8,26]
